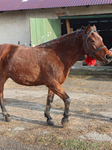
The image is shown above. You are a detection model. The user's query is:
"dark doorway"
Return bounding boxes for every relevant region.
[61,17,112,49]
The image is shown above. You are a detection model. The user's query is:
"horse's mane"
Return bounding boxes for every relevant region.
[36,26,85,48]
[73,26,85,44]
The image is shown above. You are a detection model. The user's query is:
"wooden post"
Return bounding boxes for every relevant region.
[66,19,70,34]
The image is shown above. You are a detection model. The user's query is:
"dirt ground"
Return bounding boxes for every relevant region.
[0,74,112,149]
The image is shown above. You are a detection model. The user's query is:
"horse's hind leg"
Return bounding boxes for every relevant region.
[0,92,11,122]
[0,76,11,122]
[44,89,54,125]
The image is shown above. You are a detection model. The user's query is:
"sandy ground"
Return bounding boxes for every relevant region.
[0,74,112,149]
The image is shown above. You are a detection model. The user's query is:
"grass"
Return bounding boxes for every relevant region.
[38,134,112,150]
[18,132,112,149]
[1,125,112,149]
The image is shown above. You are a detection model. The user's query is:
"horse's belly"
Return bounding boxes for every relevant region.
[12,73,38,86]
[7,71,41,86]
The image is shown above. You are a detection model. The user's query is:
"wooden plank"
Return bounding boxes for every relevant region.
[66,19,70,34]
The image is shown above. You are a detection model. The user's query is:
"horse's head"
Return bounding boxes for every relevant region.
[83,24,112,64]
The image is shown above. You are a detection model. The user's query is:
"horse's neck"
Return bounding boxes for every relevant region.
[55,33,85,68]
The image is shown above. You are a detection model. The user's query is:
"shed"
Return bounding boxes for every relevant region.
[0,0,112,50]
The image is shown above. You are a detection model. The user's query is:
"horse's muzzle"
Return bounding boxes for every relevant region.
[105,51,112,64]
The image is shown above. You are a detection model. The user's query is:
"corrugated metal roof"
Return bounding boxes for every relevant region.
[0,0,112,11]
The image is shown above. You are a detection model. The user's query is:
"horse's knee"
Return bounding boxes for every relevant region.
[49,95,54,103]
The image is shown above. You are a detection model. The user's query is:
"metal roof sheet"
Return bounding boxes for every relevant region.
[0,0,112,11]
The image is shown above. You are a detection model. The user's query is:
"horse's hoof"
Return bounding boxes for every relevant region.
[5,116,12,122]
[47,120,54,126]
[61,117,69,127]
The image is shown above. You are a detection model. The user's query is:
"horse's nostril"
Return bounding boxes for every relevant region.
[105,54,112,59]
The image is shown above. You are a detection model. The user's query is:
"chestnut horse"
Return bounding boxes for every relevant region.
[0,25,112,126]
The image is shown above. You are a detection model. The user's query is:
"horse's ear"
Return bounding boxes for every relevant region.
[84,24,91,34]
[93,25,97,30]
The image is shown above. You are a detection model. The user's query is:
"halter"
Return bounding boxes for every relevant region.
[83,27,106,59]
[74,27,106,59]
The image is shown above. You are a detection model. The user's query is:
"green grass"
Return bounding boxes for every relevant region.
[17,131,112,149]
[35,134,112,150]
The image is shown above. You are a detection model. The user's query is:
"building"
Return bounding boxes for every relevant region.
[0,0,112,49]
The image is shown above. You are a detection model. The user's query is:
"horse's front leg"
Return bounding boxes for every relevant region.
[44,89,54,125]
[61,96,70,126]
[47,80,71,127]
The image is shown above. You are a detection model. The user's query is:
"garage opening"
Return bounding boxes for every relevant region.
[61,17,112,49]
[61,17,112,65]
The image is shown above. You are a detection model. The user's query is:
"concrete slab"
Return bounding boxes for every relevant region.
[79,131,112,141]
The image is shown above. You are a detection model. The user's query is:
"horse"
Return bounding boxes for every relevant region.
[0,24,112,126]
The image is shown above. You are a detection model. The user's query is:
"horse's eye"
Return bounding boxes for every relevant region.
[90,39,94,42]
